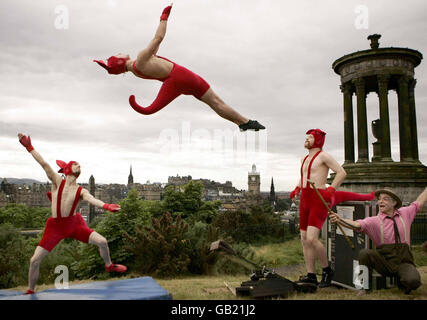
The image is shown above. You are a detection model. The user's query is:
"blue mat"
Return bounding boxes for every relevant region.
[0,277,172,300]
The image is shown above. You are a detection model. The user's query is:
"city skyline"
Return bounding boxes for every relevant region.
[1,164,284,193]
[1,1,426,192]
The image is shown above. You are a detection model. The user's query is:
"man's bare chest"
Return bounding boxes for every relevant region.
[302,156,323,175]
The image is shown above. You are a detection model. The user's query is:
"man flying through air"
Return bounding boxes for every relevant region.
[94,5,265,132]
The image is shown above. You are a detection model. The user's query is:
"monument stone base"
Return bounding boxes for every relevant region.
[328,162,427,213]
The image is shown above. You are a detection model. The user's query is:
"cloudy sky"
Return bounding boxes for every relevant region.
[1,0,426,191]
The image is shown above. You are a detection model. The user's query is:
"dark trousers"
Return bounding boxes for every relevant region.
[359,248,421,292]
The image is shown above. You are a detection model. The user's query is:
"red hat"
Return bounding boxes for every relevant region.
[306,129,326,149]
[93,55,129,75]
[56,160,79,177]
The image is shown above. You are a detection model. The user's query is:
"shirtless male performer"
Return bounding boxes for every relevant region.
[290,129,375,288]
[18,133,127,294]
[93,4,265,132]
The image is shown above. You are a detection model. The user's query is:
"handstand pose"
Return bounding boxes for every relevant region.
[94,5,265,132]
[18,133,127,294]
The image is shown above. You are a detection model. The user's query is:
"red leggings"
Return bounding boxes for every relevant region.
[299,189,375,231]
[38,213,93,252]
[299,188,329,231]
[129,63,210,115]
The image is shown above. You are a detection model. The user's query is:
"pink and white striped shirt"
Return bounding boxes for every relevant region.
[356,202,420,247]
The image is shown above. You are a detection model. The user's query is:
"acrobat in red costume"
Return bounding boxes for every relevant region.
[93,5,265,132]
[18,134,127,295]
[290,129,376,230]
[289,129,375,288]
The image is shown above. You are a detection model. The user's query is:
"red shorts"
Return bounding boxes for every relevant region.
[168,63,211,99]
[38,213,93,252]
[299,188,329,231]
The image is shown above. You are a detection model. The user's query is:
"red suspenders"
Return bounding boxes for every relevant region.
[70,186,82,216]
[300,151,322,189]
[56,180,66,218]
[56,180,82,218]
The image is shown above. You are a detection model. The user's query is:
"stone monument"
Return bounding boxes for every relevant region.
[329,34,427,207]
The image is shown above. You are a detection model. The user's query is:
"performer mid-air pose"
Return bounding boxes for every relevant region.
[94,5,265,132]
[18,134,127,294]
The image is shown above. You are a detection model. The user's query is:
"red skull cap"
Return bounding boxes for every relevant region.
[93,55,129,75]
[306,129,326,149]
[56,160,78,176]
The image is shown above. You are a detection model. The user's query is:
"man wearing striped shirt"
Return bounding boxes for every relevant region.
[330,187,427,294]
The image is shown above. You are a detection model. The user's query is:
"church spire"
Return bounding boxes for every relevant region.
[269,177,276,209]
[128,165,134,185]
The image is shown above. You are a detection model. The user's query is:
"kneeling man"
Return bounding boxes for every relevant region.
[330,187,427,294]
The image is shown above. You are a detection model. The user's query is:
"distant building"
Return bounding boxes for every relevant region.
[269,177,276,209]
[247,164,260,196]
[88,175,96,223]
[168,174,192,186]
[128,165,134,186]
[1,164,283,214]
[133,182,162,201]
[166,174,243,201]
[0,178,51,208]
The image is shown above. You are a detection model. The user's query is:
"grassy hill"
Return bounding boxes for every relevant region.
[6,238,427,300]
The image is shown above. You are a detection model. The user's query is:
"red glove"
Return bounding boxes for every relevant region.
[160,5,172,21]
[290,186,301,200]
[324,186,336,203]
[103,203,120,212]
[19,135,34,152]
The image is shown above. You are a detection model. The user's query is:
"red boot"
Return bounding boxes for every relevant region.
[105,263,127,273]
[25,289,35,295]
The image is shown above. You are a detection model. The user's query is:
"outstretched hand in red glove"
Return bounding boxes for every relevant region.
[160,5,172,21]
[18,133,34,152]
[103,203,121,212]
[324,186,336,203]
[290,186,301,201]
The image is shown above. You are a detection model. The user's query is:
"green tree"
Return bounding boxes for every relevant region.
[71,188,151,279]
[0,224,32,288]
[192,200,221,224]
[124,212,191,277]
[182,181,203,216]
[185,222,227,275]
[213,203,286,244]
[0,204,50,228]
[276,198,293,211]
[162,185,184,216]
[162,181,220,224]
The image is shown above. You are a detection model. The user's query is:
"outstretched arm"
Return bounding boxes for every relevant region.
[136,5,172,63]
[415,187,427,209]
[81,189,121,212]
[330,212,362,231]
[18,133,62,186]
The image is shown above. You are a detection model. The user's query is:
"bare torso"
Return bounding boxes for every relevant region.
[50,181,81,218]
[131,54,174,79]
[301,151,330,190]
